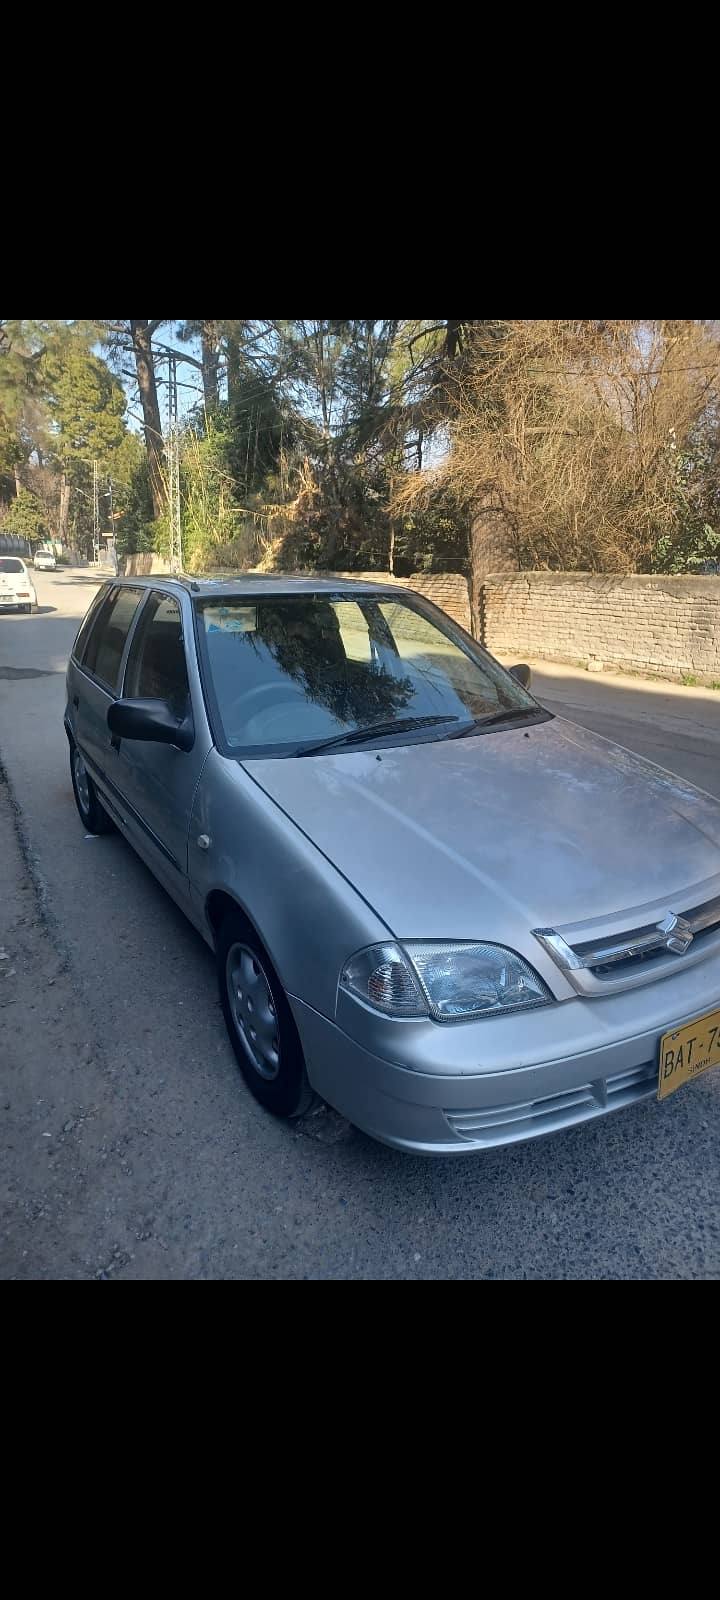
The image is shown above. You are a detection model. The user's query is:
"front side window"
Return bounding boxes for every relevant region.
[196,592,539,755]
[82,586,144,691]
[124,592,190,714]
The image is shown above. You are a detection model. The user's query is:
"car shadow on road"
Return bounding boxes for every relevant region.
[53,572,107,585]
[0,606,57,617]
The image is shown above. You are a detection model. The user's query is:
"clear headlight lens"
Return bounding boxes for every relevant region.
[404,941,551,1019]
[340,941,551,1021]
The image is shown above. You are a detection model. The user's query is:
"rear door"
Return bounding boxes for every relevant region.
[111,589,213,898]
[73,584,146,785]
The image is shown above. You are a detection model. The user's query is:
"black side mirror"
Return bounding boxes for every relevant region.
[510,663,532,690]
[107,697,194,752]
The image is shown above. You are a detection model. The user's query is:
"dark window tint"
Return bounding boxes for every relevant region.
[124,592,190,713]
[83,586,144,691]
[73,586,111,664]
[0,558,24,573]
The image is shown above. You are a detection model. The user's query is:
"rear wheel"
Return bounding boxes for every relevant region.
[70,742,114,834]
[217,911,316,1118]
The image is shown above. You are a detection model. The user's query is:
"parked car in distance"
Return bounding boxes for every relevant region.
[33,548,57,570]
[64,575,720,1154]
[0,556,37,613]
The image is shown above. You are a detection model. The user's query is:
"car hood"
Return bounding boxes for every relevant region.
[243,717,720,941]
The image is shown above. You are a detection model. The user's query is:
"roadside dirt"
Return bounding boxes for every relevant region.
[0,763,149,1279]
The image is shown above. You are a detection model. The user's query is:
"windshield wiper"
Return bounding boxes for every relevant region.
[295,715,460,757]
[444,706,546,739]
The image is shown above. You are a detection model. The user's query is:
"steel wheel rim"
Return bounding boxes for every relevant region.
[73,750,90,815]
[226,942,281,1081]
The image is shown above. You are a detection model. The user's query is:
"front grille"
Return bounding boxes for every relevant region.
[534,891,720,984]
[444,1059,657,1145]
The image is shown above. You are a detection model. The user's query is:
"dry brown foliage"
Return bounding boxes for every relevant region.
[392,320,720,573]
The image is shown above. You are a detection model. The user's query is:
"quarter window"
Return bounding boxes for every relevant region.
[124,592,190,713]
[82,586,144,691]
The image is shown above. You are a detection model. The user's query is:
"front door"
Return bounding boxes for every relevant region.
[112,590,212,901]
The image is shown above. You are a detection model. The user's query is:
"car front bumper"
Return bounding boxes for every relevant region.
[289,951,720,1154]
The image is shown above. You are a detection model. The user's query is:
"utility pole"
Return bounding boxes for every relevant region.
[92,459,100,565]
[166,353,182,574]
[106,477,117,574]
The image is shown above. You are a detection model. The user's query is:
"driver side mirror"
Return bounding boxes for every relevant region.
[107,697,194,752]
[509,663,531,689]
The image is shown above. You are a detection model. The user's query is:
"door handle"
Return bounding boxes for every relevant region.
[72,695,79,709]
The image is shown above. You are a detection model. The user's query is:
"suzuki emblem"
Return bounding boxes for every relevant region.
[656,912,694,954]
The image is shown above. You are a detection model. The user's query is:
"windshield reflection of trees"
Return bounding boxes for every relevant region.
[255,599,414,726]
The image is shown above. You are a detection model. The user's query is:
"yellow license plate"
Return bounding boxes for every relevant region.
[659,1007,720,1101]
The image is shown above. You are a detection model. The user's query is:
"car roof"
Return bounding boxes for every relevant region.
[115,572,410,599]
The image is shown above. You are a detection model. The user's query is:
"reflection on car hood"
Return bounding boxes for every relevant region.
[243,717,720,939]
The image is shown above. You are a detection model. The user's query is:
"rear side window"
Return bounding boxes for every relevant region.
[73,586,111,664]
[82,586,144,691]
[124,592,190,714]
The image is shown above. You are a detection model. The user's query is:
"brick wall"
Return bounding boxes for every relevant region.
[482,572,720,681]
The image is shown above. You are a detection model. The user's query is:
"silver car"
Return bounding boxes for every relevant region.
[64,575,720,1154]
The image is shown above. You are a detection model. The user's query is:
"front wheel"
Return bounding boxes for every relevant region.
[217,912,316,1119]
[70,742,114,834]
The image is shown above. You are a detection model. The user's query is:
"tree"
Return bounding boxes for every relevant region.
[175,320,221,411]
[0,320,88,491]
[103,321,167,518]
[42,344,128,546]
[391,319,720,580]
[0,488,47,543]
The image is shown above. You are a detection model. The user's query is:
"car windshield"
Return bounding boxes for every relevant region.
[196,591,538,756]
[0,558,24,573]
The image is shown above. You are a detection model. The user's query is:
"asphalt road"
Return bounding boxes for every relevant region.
[2,569,719,1278]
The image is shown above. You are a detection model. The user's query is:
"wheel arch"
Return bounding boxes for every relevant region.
[206,889,272,961]
[206,888,294,1007]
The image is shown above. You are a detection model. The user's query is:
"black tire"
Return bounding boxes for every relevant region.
[217,910,316,1119]
[23,604,31,614]
[69,740,114,834]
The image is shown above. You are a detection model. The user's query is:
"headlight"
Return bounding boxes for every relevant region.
[340,941,551,1021]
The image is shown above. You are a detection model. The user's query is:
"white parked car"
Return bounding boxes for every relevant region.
[33,548,57,571]
[0,557,37,613]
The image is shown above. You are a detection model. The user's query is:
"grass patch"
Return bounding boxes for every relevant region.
[681,673,699,686]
